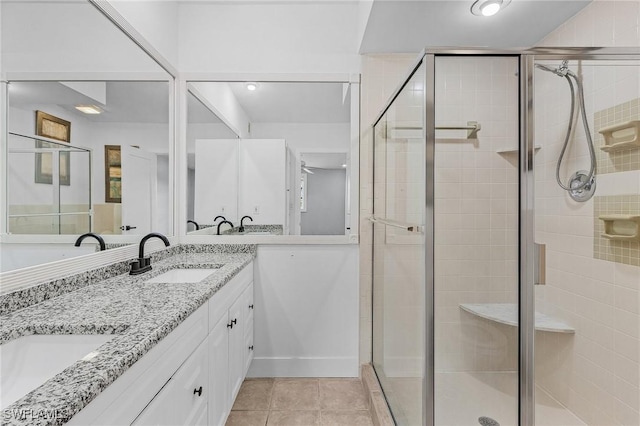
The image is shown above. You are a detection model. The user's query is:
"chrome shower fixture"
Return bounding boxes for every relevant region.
[535,60,597,202]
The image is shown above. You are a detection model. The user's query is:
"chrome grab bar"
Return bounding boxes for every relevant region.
[368,216,423,233]
[389,121,481,139]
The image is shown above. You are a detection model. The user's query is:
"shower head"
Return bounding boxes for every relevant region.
[535,63,568,77]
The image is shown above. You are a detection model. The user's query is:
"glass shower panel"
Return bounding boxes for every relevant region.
[433,56,520,426]
[6,133,91,234]
[533,58,640,426]
[372,62,426,426]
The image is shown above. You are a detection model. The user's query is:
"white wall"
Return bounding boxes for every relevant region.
[1,1,161,74]
[178,2,361,74]
[250,123,350,153]
[106,0,179,70]
[188,83,249,138]
[249,245,359,377]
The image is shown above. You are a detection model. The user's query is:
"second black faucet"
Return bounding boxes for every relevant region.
[130,233,170,275]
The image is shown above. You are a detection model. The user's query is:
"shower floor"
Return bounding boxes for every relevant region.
[378,371,585,426]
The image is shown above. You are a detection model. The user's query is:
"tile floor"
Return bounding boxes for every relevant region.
[226,378,373,426]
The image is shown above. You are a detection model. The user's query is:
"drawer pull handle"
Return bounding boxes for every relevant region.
[227,322,233,329]
[249,304,254,309]
[193,386,203,396]
[232,318,237,325]
[249,345,254,351]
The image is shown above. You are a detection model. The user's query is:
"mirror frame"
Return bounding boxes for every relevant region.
[0,0,178,250]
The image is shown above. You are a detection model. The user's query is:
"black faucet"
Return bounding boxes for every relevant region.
[74,232,106,251]
[214,215,226,223]
[239,215,253,233]
[130,232,170,275]
[187,220,200,230]
[217,220,234,235]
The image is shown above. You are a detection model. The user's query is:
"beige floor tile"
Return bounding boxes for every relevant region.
[319,379,369,410]
[226,410,269,426]
[271,379,320,411]
[320,410,373,426]
[267,410,320,426]
[233,379,276,411]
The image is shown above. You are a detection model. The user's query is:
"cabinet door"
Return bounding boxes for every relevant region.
[208,313,230,426]
[228,295,245,402]
[132,339,208,426]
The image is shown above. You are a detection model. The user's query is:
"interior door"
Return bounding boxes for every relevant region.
[120,145,158,235]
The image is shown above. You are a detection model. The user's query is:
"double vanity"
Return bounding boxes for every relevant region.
[0,244,256,426]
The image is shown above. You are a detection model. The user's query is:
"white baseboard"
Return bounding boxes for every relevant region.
[247,357,359,378]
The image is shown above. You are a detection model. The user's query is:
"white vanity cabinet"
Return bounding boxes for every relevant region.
[207,264,255,425]
[68,261,254,426]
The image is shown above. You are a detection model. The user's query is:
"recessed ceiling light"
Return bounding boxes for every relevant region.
[75,105,102,114]
[341,164,347,168]
[470,0,511,17]
[245,82,259,91]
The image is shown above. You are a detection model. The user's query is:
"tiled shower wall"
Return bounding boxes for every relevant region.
[535,1,640,425]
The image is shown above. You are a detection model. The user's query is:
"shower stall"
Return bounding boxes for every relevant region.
[371,48,640,426]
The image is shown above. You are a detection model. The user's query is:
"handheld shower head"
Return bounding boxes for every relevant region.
[535,62,569,77]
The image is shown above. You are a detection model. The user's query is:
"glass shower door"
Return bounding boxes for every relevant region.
[432,55,521,426]
[372,61,426,426]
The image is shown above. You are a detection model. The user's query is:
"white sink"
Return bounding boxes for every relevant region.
[144,268,218,284]
[0,334,114,409]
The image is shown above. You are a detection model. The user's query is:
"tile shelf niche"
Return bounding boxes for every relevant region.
[459,303,575,334]
[598,120,640,152]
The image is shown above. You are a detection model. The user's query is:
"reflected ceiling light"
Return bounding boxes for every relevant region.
[245,82,259,91]
[341,164,347,168]
[75,105,103,114]
[470,0,510,17]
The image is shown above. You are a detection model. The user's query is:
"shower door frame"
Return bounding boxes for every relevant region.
[371,46,640,426]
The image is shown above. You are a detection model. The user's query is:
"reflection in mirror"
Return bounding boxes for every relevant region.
[7,80,171,236]
[1,1,173,272]
[299,152,348,235]
[186,81,353,236]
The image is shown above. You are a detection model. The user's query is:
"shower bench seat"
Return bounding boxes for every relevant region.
[459,303,575,333]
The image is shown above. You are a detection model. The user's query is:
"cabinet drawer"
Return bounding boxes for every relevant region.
[133,339,208,426]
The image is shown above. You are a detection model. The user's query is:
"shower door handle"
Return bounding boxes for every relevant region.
[369,217,423,233]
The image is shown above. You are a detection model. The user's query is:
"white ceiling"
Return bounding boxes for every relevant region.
[228,82,351,123]
[9,81,170,123]
[360,0,592,53]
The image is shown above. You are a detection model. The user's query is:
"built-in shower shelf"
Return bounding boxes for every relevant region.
[496,145,541,154]
[459,303,575,333]
[599,120,640,152]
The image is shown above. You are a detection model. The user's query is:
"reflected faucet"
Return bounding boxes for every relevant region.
[130,232,170,275]
[74,233,106,251]
[239,216,253,233]
[214,215,226,223]
[187,220,200,230]
[217,220,234,235]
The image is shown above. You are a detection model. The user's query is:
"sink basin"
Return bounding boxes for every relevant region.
[144,268,218,284]
[0,334,114,409]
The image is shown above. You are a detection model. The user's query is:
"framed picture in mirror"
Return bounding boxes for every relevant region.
[105,145,122,203]
[35,110,71,185]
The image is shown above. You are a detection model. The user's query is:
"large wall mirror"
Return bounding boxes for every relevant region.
[0,0,174,271]
[185,80,358,237]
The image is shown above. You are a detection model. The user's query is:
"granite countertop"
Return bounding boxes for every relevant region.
[0,247,255,426]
